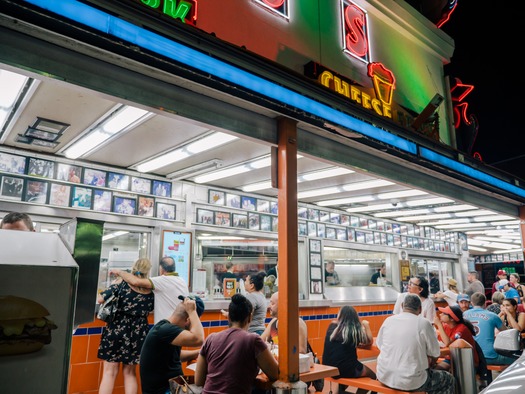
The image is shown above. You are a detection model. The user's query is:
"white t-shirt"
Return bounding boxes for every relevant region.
[149,274,189,323]
[441,290,458,306]
[393,292,436,324]
[377,312,440,390]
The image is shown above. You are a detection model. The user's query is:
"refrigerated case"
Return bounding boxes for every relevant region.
[0,230,78,394]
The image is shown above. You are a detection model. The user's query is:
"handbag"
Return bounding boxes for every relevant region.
[169,375,202,394]
[97,282,123,323]
[307,341,324,392]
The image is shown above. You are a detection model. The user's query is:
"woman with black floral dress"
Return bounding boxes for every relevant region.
[97,258,154,394]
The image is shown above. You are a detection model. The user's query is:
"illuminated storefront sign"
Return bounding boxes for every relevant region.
[341,0,370,63]
[253,0,289,18]
[140,0,198,24]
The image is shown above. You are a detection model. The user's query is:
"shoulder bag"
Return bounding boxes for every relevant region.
[97,282,123,323]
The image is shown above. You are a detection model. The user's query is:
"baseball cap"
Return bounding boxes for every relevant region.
[500,282,514,289]
[438,305,461,322]
[456,294,470,302]
[498,270,507,276]
[178,295,205,317]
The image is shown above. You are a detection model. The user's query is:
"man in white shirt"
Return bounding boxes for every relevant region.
[377,294,455,393]
[113,256,189,323]
[393,276,435,323]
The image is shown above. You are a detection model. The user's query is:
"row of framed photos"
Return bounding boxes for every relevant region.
[309,239,323,294]
[208,189,456,242]
[196,207,457,253]
[476,253,523,263]
[0,152,172,197]
[0,175,176,220]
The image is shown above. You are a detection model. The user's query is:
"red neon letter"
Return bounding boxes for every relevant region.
[344,4,368,58]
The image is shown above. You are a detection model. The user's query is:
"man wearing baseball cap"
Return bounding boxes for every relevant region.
[456,294,471,312]
[492,270,508,295]
[140,296,205,394]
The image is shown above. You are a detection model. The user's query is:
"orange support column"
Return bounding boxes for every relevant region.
[275,116,300,384]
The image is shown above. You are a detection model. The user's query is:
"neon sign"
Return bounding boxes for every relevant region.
[253,0,288,18]
[140,0,198,24]
[341,0,370,63]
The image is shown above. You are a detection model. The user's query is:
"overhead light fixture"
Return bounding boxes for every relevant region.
[195,155,272,184]
[395,213,452,222]
[0,69,35,143]
[492,248,523,254]
[346,203,397,213]
[316,195,375,206]
[166,159,223,180]
[474,215,515,222]
[468,246,488,252]
[102,230,129,241]
[373,208,431,218]
[63,105,152,159]
[342,179,394,191]
[435,223,488,230]
[433,204,477,213]
[455,209,496,217]
[405,197,453,206]
[242,166,354,192]
[298,186,341,199]
[137,132,238,173]
[377,189,427,199]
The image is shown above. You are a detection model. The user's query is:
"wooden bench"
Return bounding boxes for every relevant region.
[325,376,425,394]
[487,364,509,372]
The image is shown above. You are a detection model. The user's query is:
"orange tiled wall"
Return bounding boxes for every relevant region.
[68,304,394,393]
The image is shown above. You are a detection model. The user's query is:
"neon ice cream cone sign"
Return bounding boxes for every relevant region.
[367,63,396,106]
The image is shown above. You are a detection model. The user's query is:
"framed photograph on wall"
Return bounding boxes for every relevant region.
[83,168,106,187]
[226,193,241,208]
[330,213,340,224]
[24,180,48,203]
[241,195,256,211]
[336,228,347,240]
[272,216,278,231]
[298,221,307,236]
[310,266,322,281]
[56,163,81,183]
[319,210,330,222]
[310,253,321,266]
[71,186,92,208]
[196,208,214,224]
[232,213,248,228]
[317,223,326,238]
[270,201,278,214]
[0,176,24,200]
[310,280,322,294]
[326,227,336,239]
[27,158,55,178]
[340,214,350,226]
[138,196,155,217]
[248,213,260,230]
[156,202,176,220]
[0,152,26,174]
[49,183,71,206]
[260,215,272,231]
[113,196,136,215]
[214,211,231,226]
[307,221,317,237]
[107,172,130,190]
[209,190,225,205]
[348,228,355,241]
[257,199,270,213]
[307,208,319,221]
[309,239,321,253]
[93,189,112,212]
[131,176,151,194]
[152,180,172,198]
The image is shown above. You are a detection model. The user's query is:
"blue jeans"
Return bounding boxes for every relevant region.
[485,354,516,365]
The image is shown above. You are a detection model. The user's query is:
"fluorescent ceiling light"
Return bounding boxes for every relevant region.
[243,166,355,192]
[102,230,129,241]
[417,218,470,226]
[474,215,515,222]
[486,242,518,249]
[468,246,488,252]
[455,209,497,217]
[473,236,516,243]
[396,213,451,222]
[467,239,489,246]
[298,187,341,199]
[373,208,431,218]
[341,179,394,191]
[137,132,238,173]
[166,159,223,180]
[0,70,29,127]
[300,167,354,181]
[436,223,488,229]
[316,196,375,206]
[346,203,396,213]
[492,248,523,254]
[406,197,454,206]
[64,105,151,159]
[490,220,520,226]
[433,204,477,213]
[377,189,427,199]
[195,155,272,183]
[197,236,245,240]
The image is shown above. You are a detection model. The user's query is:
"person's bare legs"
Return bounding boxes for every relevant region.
[122,363,138,394]
[98,361,120,394]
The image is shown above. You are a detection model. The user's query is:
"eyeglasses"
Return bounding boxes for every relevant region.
[409,281,421,288]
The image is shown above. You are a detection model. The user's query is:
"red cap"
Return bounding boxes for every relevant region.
[498,270,507,276]
[438,306,460,322]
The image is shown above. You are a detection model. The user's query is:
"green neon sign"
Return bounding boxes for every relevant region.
[141,0,195,23]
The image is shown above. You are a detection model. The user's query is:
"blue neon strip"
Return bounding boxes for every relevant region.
[22,0,525,198]
[420,147,525,198]
[23,0,415,155]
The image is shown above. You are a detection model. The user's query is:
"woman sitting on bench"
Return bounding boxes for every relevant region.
[322,305,376,394]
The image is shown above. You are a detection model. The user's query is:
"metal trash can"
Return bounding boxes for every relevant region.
[449,338,477,394]
[273,380,308,394]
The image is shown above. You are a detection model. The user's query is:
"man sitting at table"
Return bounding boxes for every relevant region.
[376,294,455,394]
[464,292,514,365]
[261,291,308,354]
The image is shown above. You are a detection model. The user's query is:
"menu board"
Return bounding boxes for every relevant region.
[161,230,192,287]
